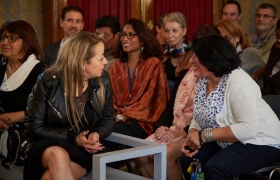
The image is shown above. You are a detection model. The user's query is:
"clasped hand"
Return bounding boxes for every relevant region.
[181,130,201,158]
[75,130,104,154]
[155,126,175,143]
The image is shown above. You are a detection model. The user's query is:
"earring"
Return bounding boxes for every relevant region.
[236,41,242,54]
[83,69,87,88]
[141,45,144,52]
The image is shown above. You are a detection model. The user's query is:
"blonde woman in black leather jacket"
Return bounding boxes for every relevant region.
[24,32,115,180]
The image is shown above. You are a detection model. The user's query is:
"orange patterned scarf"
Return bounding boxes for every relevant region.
[109,57,170,135]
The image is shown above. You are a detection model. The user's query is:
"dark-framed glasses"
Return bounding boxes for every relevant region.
[0,34,21,43]
[255,13,275,19]
[120,32,137,39]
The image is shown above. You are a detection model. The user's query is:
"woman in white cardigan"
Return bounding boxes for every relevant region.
[181,34,280,180]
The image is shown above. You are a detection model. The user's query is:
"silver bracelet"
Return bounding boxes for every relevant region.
[204,128,214,142]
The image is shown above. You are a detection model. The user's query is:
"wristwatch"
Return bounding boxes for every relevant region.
[117,114,123,121]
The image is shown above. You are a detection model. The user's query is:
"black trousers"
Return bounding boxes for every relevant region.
[181,142,280,180]
[113,119,148,139]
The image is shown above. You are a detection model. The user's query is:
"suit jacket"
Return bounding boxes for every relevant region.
[42,41,61,66]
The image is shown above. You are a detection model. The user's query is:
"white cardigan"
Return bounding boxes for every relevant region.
[189,68,280,145]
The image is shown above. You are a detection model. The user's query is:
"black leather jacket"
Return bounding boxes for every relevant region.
[25,71,115,144]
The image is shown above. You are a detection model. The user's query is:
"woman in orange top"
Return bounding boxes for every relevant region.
[110,18,170,139]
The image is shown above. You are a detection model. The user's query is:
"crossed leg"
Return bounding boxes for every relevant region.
[41,146,86,180]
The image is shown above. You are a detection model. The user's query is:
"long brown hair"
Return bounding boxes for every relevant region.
[46,32,104,131]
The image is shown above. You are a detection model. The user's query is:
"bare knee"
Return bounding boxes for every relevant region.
[42,146,70,168]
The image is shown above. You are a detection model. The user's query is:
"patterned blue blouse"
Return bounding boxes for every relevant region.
[194,73,231,149]
[194,72,280,149]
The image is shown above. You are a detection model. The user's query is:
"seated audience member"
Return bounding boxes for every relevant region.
[95,15,120,71]
[181,34,280,180]
[263,19,280,95]
[42,5,84,66]
[216,19,265,75]
[155,13,168,45]
[248,3,277,63]
[137,24,220,180]
[162,12,192,91]
[110,18,170,139]
[0,20,45,130]
[221,0,242,23]
[24,32,115,180]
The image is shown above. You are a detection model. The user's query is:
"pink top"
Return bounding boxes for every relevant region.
[146,67,197,145]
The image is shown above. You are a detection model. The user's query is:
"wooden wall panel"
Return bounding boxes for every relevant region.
[131,0,141,19]
[213,0,225,25]
[42,0,66,51]
[141,0,154,31]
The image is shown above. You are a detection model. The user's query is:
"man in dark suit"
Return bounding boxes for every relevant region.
[42,5,84,66]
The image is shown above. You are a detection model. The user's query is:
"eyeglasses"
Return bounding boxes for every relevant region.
[0,34,21,43]
[191,53,198,62]
[255,13,275,19]
[120,32,137,39]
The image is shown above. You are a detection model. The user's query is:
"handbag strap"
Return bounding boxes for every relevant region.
[1,130,20,170]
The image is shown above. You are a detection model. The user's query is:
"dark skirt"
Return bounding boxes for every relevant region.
[23,138,117,180]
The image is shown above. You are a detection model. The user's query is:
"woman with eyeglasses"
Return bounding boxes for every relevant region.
[110,18,170,140]
[216,19,265,76]
[0,20,45,131]
[181,34,280,179]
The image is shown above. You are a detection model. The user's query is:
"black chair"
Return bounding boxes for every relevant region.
[247,95,280,180]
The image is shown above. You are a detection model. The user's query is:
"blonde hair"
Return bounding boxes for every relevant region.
[215,19,249,49]
[46,32,105,131]
[163,12,187,29]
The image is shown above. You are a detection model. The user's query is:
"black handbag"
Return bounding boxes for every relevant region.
[1,128,32,170]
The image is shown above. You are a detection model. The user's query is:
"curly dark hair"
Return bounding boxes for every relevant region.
[112,18,163,62]
[192,34,241,77]
[94,15,120,35]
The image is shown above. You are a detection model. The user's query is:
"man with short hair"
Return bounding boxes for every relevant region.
[95,16,120,71]
[248,3,278,63]
[42,5,84,66]
[221,0,242,23]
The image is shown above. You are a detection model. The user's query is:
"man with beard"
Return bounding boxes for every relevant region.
[42,5,84,66]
